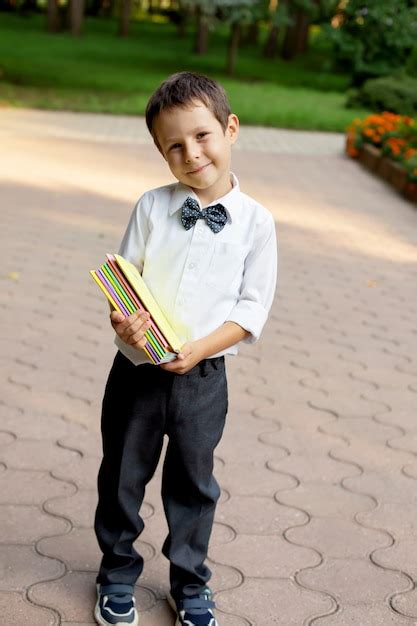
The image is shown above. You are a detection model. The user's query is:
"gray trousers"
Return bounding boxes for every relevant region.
[94,351,228,598]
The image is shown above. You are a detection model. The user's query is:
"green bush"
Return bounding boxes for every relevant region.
[406,45,417,78]
[323,0,417,84]
[346,75,417,116]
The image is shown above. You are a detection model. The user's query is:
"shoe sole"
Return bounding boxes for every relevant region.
[94,585,139,626]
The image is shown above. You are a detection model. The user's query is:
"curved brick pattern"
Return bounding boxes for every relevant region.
[358,502,417,540]
[138,599,177,626]
[1,439,80,471]
[267,449,356,484]
[345,470,417,506]
[216,495,305,535]
[52,456,101,490]
[38,527,154,571]
[374,538,417,582]
[313,604,414,625]
[0,504,69,543]
[0,411,83,441]
[277,483,374,519]
[298,558,411,608]
[0,545,64,591]
[210,534,317,577]
[2,110,417,624]
[0,591,57,626]
[287,517,388,558]
[392,588,417,620]
[30,571,156,622]
[0,469,75,504]
[216,578,334,626]
[216,460,297,496]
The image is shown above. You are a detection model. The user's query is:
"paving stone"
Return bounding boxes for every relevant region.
[298,557,410,605]
[391,587,417,620]
[216,578,334,626]
[137,599,174,626]
[374,538,417,581]
[217,461,297,496]
[332,441,412,473]
[0,431,16,447]
[345,470,417,505]
[45,489,97,528]
[0,469,74,504]
[29,571,156,622]
[323,416,401,444]
[1,439,80,470]
[38,527,154,571]
[313,604,414,625]
[52,455,100,490]
[358,501,417,539]
[0,591,57,626]
[0,411,80,441]
[267,448,355,484]
[207,559,243,595]
[0,504,69,543]
[278,482,373,518]
[58,429,102,458]
[211,521,236,545]
[0,545,64,590]
[216,495,305,535]
[3,110,417,625]
[210,534,319,577]
[287,517,388,558]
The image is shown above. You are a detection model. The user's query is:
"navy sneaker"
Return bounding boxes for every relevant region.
[94,583,138,626]
[167,584,218,626]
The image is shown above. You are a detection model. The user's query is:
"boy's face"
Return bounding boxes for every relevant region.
[153,101,239,205]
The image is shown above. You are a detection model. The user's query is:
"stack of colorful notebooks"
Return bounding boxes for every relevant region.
[90,254,182,364]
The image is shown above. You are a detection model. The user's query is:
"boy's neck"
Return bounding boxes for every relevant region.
[189,173,233,207]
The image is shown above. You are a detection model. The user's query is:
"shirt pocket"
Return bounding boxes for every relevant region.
[204,241,248,295]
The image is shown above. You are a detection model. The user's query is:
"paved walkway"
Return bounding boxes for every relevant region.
[1,108,417,626]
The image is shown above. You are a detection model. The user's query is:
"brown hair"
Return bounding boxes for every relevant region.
[145,71,231,141]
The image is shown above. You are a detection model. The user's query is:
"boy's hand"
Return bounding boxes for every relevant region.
[159,341,205,375]
[110,310,151,350]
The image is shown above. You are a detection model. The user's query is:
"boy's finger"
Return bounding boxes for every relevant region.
[110,311,125,324]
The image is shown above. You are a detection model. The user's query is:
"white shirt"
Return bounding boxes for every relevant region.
[115,173,277,366]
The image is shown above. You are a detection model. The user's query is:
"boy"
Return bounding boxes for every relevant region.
[94,71,277,626]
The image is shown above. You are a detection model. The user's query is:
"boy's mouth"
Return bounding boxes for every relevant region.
[188,162,212,174]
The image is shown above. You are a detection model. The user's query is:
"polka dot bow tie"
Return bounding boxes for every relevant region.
[180,197,228,234]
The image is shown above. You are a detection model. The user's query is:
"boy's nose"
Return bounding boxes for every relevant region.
[184,143,200,163]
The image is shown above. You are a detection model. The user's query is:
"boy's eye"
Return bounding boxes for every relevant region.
[197,132,208,139]
[170,143,181,151]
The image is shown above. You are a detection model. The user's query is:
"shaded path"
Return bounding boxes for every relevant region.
[0,108,417,625]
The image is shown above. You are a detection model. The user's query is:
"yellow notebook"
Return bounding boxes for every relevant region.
[114,255,183,355]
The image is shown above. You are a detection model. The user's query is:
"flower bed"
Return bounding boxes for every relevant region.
[346,112,417,203]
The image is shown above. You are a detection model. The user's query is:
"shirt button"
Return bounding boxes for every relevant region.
[188,262,196,269]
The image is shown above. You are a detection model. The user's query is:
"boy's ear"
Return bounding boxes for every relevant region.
[227,113,239,145]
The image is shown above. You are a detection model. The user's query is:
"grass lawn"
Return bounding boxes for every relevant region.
[0,13,370,131]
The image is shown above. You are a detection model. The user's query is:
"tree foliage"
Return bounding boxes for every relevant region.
[323,0,417,84]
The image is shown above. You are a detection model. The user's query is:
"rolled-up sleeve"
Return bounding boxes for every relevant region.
[226,212,277,343]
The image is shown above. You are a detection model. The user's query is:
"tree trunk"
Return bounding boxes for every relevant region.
[244,21,259,45]
[263,23,280,58]
[227,22,241,76]
[118,0,131,37]
[281,9,309,60]
[47,0,60,32]
[70,0,85,36]
[193,6,209,54]
[177,10,188,37]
